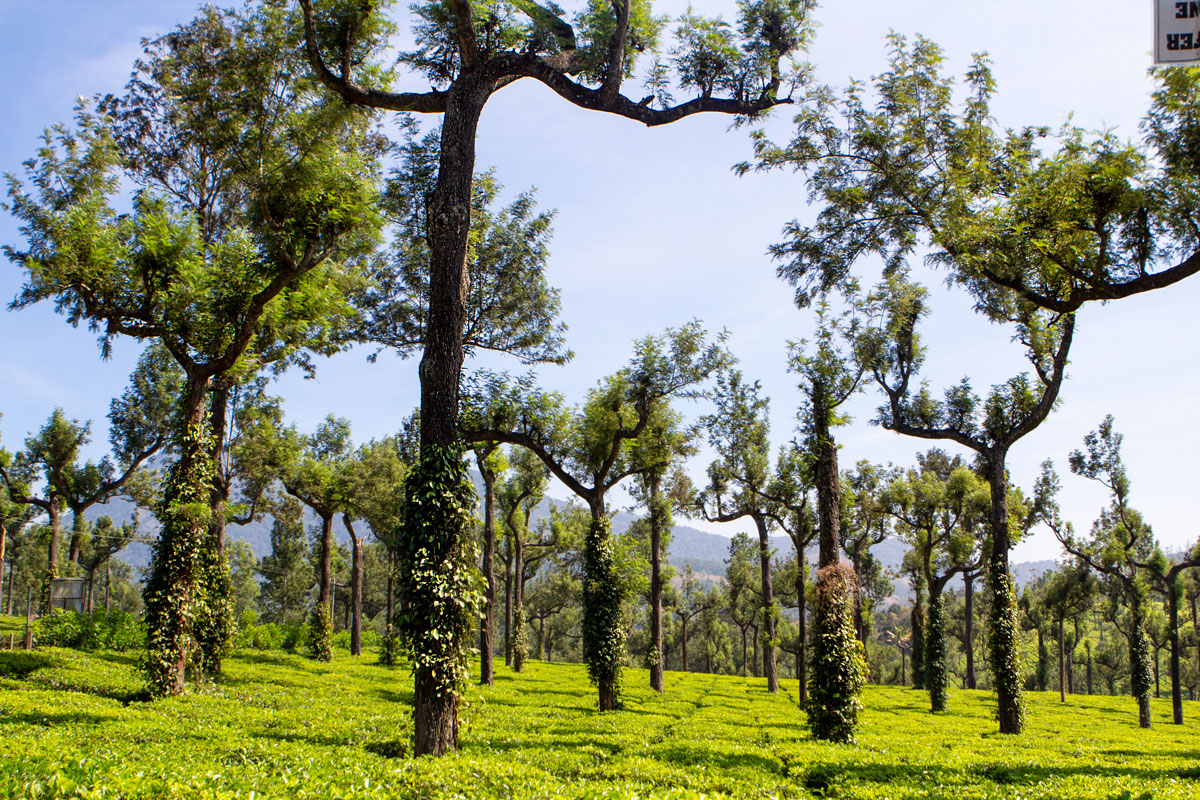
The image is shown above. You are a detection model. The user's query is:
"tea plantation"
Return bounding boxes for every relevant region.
[1,616,1197,799]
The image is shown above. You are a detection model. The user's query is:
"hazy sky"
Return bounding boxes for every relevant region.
[1,1,1195,563]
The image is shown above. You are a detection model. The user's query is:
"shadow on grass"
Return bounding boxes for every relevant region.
[0,651,52,679]
[0,710,119,727]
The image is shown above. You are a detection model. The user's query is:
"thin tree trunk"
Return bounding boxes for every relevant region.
[753,514,778,692]
[479,462,496,686]
[344,517,363,657]
[512,534,525,673]
[68,512,85,566]
[1058,615,1066,703]
[985,451,1023,734]
[319,514,333,608]
[105,559,111,613]
[964,572,976,690]
[681,617,689,672]
[1169,584,1184,724]
[504,534,513,667]
[797,553,808,705]
[649,474,665,693]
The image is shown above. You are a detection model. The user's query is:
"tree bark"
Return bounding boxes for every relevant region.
[1058,615,1066,703]
[68,511,85,566]
[504,534,514,667]
[318,514,333,608]
[812,386,840,569]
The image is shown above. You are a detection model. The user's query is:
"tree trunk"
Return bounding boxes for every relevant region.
[1130,594,1153,729]
[927,577,948,712]
[209,383,231,555]
[740,626,748,676]
[1168,583,1184,724]
[43,501,61,613]
[1058,615,1066,703]
[582,505,622,711]
[649,474,665,693]
[797,553,808,705]
[504,533,513,667]
[384,548,395,659]
[68,511,85,566]
[345,517,363,657]
[512,533,525,673]
[964,572,976,690]
[478,462,496,686]
[752,514,778,692]
[984,451,1023,734]
[105,559,111,613]
[1086,640,1093,695]
[681,617,689,672]
[812,386,839,569]
[142,372,212,696]
[319,515,333,607]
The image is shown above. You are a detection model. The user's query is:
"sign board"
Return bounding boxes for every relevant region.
[49,578,86,613]
[1156,1,1200,64]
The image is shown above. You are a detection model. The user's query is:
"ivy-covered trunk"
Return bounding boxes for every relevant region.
[796,553,808,706]
[194,382,233,677]
[911,575,926,690]
[807,563,867,742]
[1129,593,1153,729]
[753,514,778,693]
[926,577,948,713]
[143,375,213,696]
[398,445,481,756]
[964,572,976,690]
[985,453,1024,734]
[309,513,334,662]
[648,475,666,693]
[479,464,497,686]
[583,513,623,711]
[512,534,526,673]
[807,387,863,739]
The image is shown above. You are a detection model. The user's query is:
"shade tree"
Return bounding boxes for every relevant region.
[298,0,814,754]
[4,5,383,694]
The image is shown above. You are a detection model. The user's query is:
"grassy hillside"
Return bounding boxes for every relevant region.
[1,627,1197,798]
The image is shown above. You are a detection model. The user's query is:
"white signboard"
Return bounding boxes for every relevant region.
[1156,0,1200,64]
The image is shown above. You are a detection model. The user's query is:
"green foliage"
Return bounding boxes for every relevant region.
[36,610,144,652]
[807,563,867,743]
[141,420,216,696]
[308,601,333,662]
[6,640,1200,797]
[396,444,482,704]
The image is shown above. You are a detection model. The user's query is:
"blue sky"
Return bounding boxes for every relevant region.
[1,0,1196,562]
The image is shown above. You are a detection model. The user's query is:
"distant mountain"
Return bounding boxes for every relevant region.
[89,473,1055,600]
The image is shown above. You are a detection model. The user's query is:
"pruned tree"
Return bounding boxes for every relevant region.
[298,0,814,754]
[463,321,728,710]
[3,5,382,695]
[697,369,781,692]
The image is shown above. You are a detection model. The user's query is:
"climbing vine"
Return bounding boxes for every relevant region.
[807,563,867,743]
[142,420,215,696]
[986,554,1026,732]
[395,444,482,707]
[926,588,947,712]
[582,517,625,710]
[308,600,333,662]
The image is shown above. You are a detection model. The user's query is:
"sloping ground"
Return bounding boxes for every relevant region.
[1,635,1198,799]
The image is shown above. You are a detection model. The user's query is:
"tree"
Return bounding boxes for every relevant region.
[1043,563,1097,703]
[789,294,869,741]
[259,496,315,626]
[840,460,893,645]
[1042,417,1198,726]
[668,564,711,673]
[880,450,987,712]
[725,532,761,677]
[471,443,505,684]
[496,446,548,673]
[464,322,728,710]
[76,516,140,613]
[299,0,814,755]
[4,5,382,695]
[747,33,1200,734]
[697,369,781,691]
